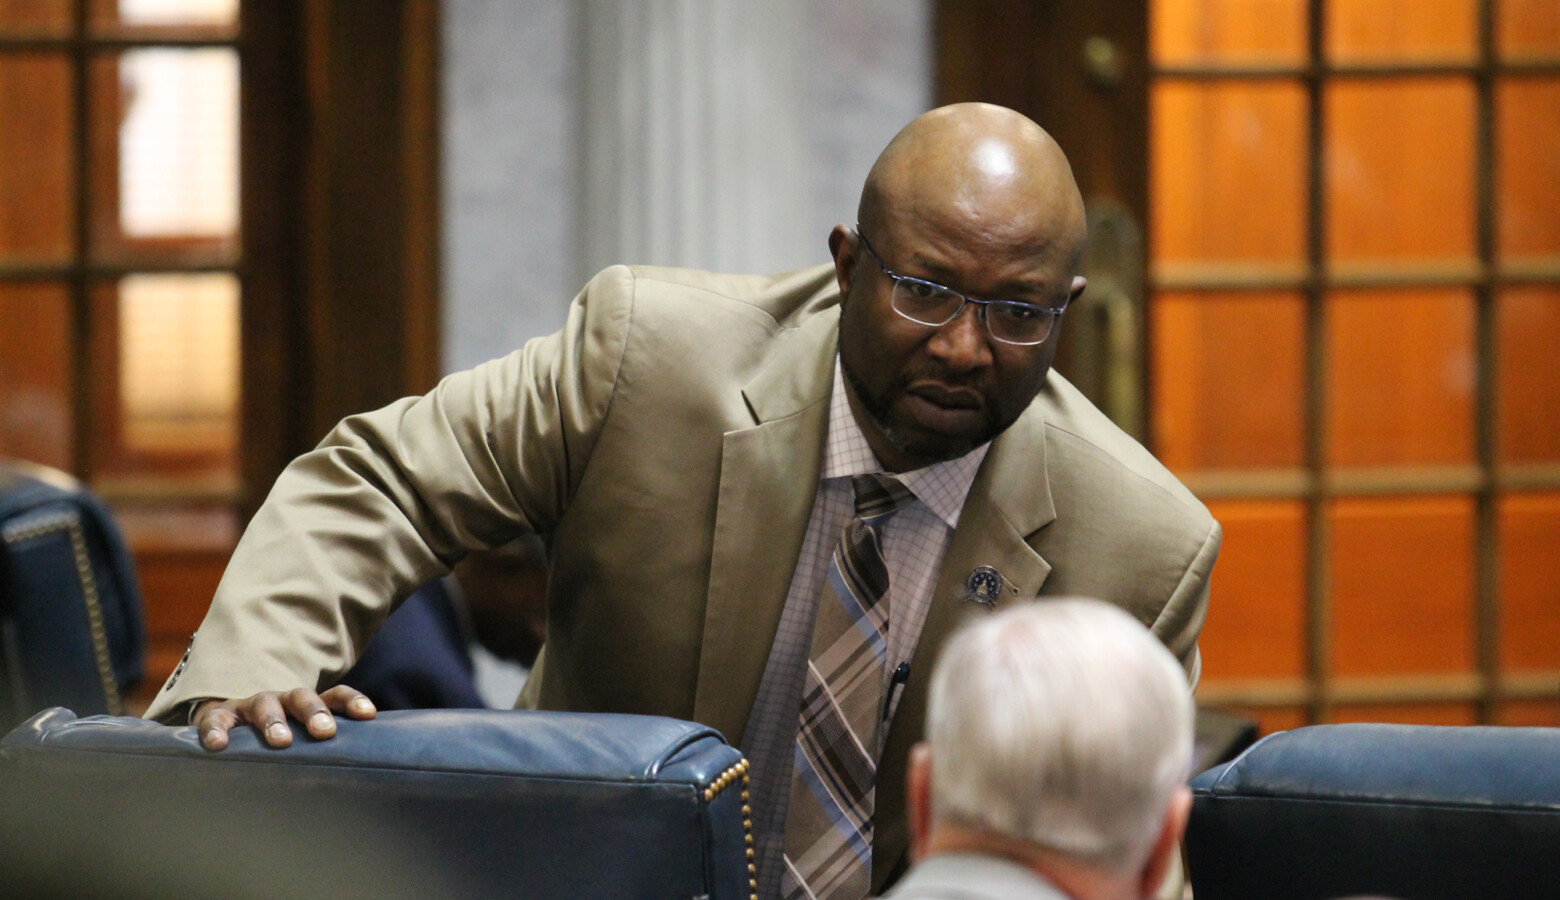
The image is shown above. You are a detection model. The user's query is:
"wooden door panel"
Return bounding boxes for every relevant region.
[1152,81,1308,267]
[1325,288,1476,467]
[938,0,1560,732]
[1152,291,1307,469]
[1325,0,1477,62]
[1197,499,1308,681]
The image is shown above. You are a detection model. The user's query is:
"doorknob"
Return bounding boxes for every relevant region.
[1082,35,1124,88]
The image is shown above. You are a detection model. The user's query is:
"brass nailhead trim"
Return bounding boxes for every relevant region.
[700,758,757,900]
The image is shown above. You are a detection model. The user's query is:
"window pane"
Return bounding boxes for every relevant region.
[88,48,239,263]
[84,274,239,479]
[88,0,236,34]
[1497,78,1560,262]
[1498,0,1560,61]
[1326,79,1476,266]
[117,273,239,456]
[0,0,69,35]
[1329,495,1475,677]
[1327,0,1476,63]
[1499,287,1560,463]
[1152,291,1306,469]
[1151,0,1307,65]
[1325,288,1475,467]
[1329,702,1476,725]
[0,54,74,265]
[0,282,72,469]
[1152,80,1307,266]
[1198,499,1308,680]
[1499,492,1560,673]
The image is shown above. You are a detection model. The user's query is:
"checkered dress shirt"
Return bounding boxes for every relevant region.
[743,359,988,899]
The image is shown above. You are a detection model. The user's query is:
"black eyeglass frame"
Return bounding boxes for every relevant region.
[853,227,1068,347]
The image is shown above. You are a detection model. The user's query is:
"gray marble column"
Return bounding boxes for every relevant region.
[442,0,931,373]
[580,0,813,280]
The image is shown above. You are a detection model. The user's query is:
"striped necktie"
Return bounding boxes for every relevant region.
[781,473,916,900]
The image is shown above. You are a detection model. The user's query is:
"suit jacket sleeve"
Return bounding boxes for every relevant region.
[144,267,639,723]
[1153,519,1220,689]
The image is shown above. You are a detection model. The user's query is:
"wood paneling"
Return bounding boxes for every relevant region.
[136,550,228,633]
[1152,0,1306,64]
[0,1,69,34]
[240,0,440,517]
[1498,287,1560,462]
[1325,288,1475,467]
[937,0,1150,430]
[1198,499,1308,680]
[1329,495,1475,677]
[1326,0,1477,62]
[0,283,71,468]
[1497,0,1560,59]
[941,0,1560,728]
[1153,291,1306,468]
[1497,78,1560,260]
[0,53,71,262]
[1497,699,1560,726]
[1499,492,1560,671]
[1325,78,1476,265]
[1152,81,1307,265]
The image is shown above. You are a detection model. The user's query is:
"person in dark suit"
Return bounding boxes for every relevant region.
[343,536,549,711]
[147,102,1218,896]
[888,598,1193,900]
[341,579,485,711]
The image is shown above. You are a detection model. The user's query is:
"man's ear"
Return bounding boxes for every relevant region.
[1138,785,1191,899]
[1067,275,1087,305]
[828,225,858,303]
[907,742,933,863]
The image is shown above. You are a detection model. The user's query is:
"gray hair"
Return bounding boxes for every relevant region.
[925,598,1194,871]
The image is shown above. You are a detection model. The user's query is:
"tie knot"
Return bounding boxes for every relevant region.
[851,473,915,520]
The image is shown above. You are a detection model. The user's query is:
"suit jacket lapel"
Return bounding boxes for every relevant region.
[871,410,1058,894]
[694,310,838,745]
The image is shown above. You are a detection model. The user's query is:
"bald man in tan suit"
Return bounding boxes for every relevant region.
[147,104,1219,895]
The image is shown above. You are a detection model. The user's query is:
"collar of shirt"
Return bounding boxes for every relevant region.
[823,358,989,529]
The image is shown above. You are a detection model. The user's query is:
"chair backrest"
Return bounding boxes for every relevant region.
[0,462,145,730]
[1187,722,1560,900]
[1,707,754,900]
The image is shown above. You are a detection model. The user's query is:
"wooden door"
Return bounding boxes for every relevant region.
[938,0,1560,734]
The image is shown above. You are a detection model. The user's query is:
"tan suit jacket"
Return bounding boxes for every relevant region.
[147,263,1219,893]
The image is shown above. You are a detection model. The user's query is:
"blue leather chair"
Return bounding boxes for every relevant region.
[1,707,755,900]
[0,462,145,731]
[1186,723,1560,900]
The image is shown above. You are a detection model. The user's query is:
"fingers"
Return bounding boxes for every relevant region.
[321,683,378,721]
[193,698,238,752]
[249,692,294,748]
[281,687,337,741]
[192,693,290,750]
[191,687,376,752]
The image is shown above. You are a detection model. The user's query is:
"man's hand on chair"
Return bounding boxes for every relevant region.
[194,685,377,751]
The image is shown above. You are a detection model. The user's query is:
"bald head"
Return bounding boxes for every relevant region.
[859,103,1086,273]
[830,103,1090,473]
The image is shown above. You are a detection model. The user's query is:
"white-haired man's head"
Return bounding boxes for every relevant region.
[912,597,1194,891]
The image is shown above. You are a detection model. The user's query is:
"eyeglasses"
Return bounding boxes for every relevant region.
[854,228,1067,346]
